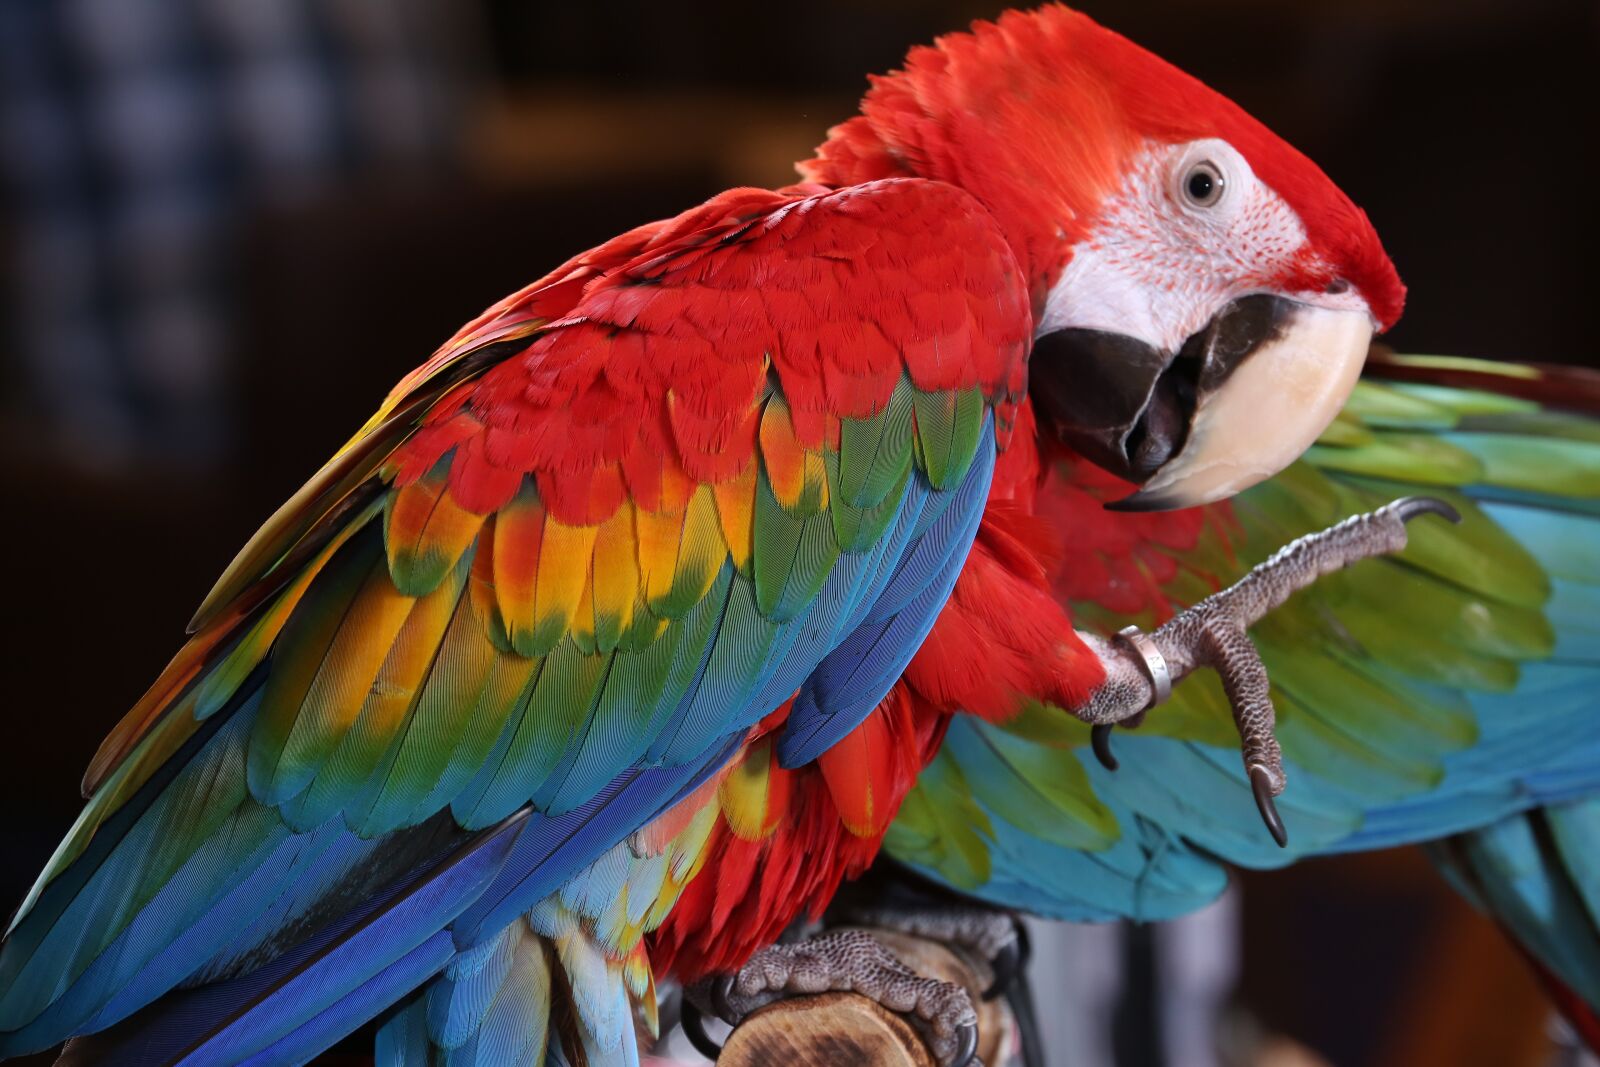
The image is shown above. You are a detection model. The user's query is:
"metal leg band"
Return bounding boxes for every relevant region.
[1114,624,1172,709]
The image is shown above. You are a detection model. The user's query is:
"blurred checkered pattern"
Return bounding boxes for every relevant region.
[0,0,471,471]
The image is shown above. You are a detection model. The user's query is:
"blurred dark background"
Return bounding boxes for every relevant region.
[0,1,1594,1064]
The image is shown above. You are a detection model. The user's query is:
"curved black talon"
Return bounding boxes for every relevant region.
[1250,766,1289,848]
[1391,495,1462,525]
[1090,723,1119,771]
[951,1020,980,1067]
[680,996,724,1060]
[710,974,737,1025]
[982,915,1030,1000]
[982,939,1018,1001]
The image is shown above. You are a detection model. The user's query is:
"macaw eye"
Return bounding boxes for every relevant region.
[1181,161,1226,208]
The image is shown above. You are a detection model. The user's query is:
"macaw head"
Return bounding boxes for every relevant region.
[801,4,1403,509]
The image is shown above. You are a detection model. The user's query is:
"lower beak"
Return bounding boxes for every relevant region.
[1030,295,1373,510]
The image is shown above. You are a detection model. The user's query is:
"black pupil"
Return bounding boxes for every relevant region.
[1187,169,1216,202]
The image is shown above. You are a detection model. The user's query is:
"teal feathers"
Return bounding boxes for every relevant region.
[889,356,1600,943]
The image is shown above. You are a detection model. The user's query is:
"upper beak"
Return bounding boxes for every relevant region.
[1030,294,1373,510]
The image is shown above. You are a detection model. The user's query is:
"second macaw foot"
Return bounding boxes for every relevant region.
[1081,495,1461,846]
[838,901,1027,1001]
[683,928,981,1066]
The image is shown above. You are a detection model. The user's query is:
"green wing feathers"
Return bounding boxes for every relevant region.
[889,355,1600,922]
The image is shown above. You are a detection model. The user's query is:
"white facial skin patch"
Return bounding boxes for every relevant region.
[1039,138,1371,352]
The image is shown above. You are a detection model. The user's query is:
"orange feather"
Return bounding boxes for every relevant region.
[494,482,545,656]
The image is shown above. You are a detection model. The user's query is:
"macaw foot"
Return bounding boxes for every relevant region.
[1080,495,1460,847]
[839,901,1027,1000]
[683,928,982,1066]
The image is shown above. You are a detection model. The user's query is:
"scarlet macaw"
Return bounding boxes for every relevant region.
[4,6,1592,1066]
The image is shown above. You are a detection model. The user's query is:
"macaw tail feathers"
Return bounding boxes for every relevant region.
[1428,799,1600,1054]
[46,810,528,1066]
[1527,954,1600,1056]
[1383,353,1600,1053]
[374,912,649,1067]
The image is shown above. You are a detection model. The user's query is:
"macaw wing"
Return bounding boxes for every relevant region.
[0,178,1029,1061]
[887,354,1600,925]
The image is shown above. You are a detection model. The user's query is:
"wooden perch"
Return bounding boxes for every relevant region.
[717,929,1011,1067]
